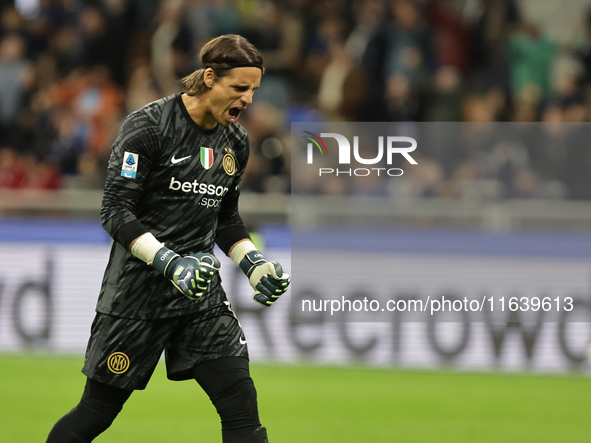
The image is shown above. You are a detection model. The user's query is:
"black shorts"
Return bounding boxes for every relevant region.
[82,301,248,390]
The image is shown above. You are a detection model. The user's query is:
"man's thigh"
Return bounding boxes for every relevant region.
[83,313,178,390]
[165,302,249,381]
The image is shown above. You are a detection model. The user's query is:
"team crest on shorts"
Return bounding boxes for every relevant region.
[107,352,130,374]
[200,147,214,169]
[223,153,236,176]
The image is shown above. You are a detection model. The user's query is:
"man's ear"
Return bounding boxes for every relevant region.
[204,68,215,89]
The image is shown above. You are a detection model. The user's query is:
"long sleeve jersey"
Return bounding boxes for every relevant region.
[97,93,250,319]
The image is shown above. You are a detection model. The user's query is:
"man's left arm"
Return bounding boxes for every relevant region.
[215,187,290,307]
[215,138,290,307]
[227,238,290,307]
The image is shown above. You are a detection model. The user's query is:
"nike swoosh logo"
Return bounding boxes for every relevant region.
[239,338,247,345]
[171,155,191,164]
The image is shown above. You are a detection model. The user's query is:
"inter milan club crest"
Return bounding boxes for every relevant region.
[223,147,235,176]
[107,352,130,374]
[200,147,214,169]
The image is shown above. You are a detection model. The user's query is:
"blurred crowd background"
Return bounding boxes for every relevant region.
[1,0,591,200]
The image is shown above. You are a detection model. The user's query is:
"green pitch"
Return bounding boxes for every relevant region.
[1,354,590,443]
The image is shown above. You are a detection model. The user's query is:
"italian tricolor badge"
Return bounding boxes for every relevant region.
[200,147,214,169]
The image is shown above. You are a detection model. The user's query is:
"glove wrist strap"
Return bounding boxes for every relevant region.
[229,240,266,277]
[240,250,267,277]
[152,246,180,278]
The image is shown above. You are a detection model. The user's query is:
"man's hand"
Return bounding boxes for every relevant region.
[130,233,221,299]
[168,253,222,299]
[230,242,290,307]
[153,248,221,300]
[248,259,290,307]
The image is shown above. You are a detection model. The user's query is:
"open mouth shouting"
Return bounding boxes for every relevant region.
[228,107,244,123]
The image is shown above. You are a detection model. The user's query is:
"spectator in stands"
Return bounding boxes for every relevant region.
[48,64,124,158]
[0,33,34,143]
[384,0,433,121]
[505,22,558,104]
[0,147,28,189]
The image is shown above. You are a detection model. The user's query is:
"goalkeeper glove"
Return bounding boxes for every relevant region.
[152,247,221,300]
[130,232,221,300]
[230,241,290,307]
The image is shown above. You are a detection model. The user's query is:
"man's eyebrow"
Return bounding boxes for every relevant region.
[232,84,260,90]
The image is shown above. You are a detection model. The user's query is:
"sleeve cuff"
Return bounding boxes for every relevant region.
[215,225,251,255]
[116,220,149,250]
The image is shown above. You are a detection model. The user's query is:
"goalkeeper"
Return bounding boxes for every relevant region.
[46,34,289,443]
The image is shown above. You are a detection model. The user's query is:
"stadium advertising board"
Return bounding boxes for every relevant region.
[0,233,590,373]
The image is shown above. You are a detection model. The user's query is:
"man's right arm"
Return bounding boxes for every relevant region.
[100,112,221,300]
[100,112,155,249]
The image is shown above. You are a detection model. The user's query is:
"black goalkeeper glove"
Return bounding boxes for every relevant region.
[238,250,290,307]
[152,247,221,300]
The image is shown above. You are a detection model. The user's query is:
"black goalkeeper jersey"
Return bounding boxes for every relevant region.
[97,93,251,320]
